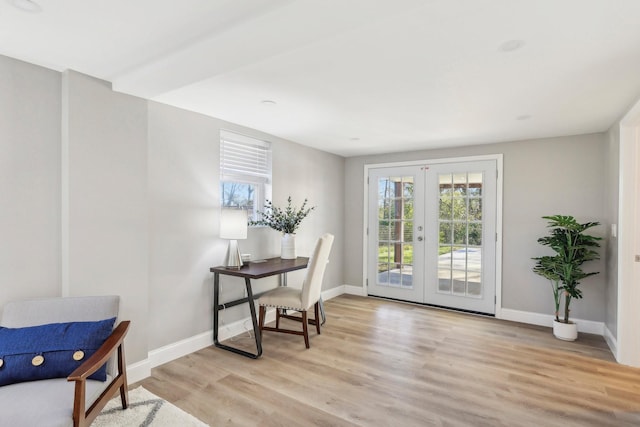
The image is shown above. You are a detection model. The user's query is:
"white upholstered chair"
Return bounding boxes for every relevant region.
[0,296,130,427]
[258,233,334,348]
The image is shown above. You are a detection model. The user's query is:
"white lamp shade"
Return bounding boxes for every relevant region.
[220,209,248,239]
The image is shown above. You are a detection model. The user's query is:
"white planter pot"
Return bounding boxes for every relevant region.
[553,320,578,341]
[281,233,296,259]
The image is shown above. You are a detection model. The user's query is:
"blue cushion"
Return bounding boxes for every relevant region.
[0,317,116,386]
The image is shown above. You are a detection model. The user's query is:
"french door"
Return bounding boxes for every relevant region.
[367,159,497,315]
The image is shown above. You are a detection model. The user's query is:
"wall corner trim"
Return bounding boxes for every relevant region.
[126,358,151,384]
[323,285,346,300]
[343,284,367,296]
[603,325,618,359]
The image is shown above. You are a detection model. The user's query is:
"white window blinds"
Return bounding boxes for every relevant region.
[220,130,271,184]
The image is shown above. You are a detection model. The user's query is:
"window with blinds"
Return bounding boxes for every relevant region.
[220,130,271,219]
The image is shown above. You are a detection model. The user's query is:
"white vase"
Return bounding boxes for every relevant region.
[553,320,578,341]
[281,233,296,259]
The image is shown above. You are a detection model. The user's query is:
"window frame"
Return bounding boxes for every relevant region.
[219,130,272,221]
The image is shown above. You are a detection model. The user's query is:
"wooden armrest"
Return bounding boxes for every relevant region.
[67,320,130,382]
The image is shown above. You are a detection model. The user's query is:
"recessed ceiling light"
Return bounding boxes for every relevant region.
[260,100,276,106]
[12,0,42,13]
[499,39,525,53]
[516,114,532,121]
[349,137,360,141]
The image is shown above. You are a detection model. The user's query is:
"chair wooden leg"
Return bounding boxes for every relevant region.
[118,344,129,409]
[261,306,320,349]
[314,302,321,335]
[301,310,310,348]
[120,383,129,410]
[259,306,265,331]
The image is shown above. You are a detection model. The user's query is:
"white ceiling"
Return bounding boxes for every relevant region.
[3,0,640,157]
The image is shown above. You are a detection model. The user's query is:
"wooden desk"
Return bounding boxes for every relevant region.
[210,257,309,358]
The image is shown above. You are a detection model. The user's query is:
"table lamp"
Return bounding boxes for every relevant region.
[220,209,248,269]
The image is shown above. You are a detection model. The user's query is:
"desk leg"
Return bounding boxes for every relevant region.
[319,297,326,325]
[213,272,220,345]
[213,274,263,359]
[244,277,262,357]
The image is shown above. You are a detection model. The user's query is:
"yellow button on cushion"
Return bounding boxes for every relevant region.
[73,350,85,361]
[32,355,45,366]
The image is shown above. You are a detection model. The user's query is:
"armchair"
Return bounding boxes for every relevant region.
[0,296,130,427]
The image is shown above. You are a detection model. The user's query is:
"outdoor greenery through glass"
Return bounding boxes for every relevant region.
[375,172,484,294]
[437,172,483,298]
[221,182,256,218]
[376,176,414,288]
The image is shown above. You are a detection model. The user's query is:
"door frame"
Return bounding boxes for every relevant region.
[362,154,504,318]
[617,100,640,367]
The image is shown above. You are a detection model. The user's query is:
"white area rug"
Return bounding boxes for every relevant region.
[93,387,208,427]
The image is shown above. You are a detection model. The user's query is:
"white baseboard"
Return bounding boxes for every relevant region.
[148,330,213,369]
[603,324,618,357]
[127,358,151,384]
[322,284,346,300]
[322,284,366,298]
[343,284,366,296]
[499,308,604,335]
[145,308,278,367]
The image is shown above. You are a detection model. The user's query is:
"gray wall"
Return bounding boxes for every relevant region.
[62,71,150,363]
[1,54,345,362]
[147,102,222,350]
[345,134,608,322]
[0,56,61,310]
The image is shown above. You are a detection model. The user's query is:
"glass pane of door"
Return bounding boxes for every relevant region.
[437,172,484,299]
[425,159,496,315]
[368,160,496,314]
[368,165,424,304]
[376,175,414,288]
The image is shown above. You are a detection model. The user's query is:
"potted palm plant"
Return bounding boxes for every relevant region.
[532,215,601,341]
[250,196,315,259]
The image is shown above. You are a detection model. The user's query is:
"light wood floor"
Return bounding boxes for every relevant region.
[136,295,640,426]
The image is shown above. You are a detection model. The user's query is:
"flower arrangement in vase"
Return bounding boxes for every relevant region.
[250,196,315,259]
